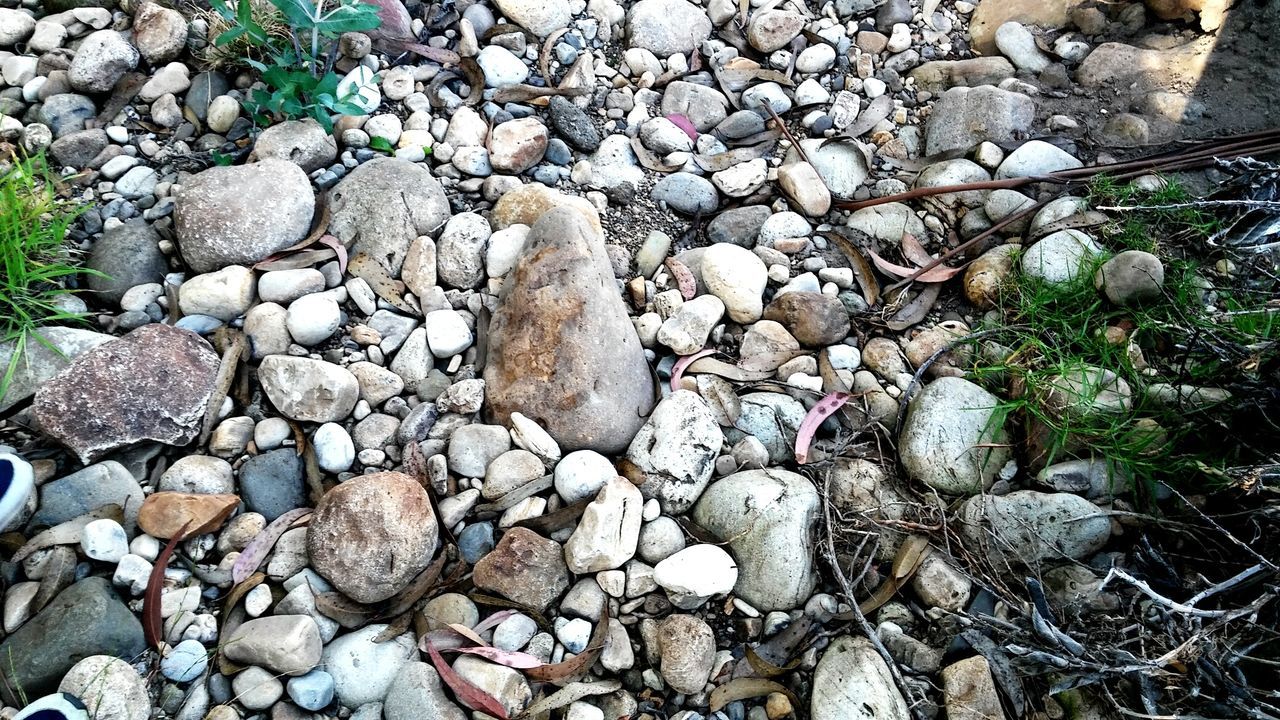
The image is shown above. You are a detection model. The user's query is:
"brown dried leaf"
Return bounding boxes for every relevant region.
[820,230,880,307]
[900,233,934,268]
[867,248,963,283]
[427,640,511,719]
[492,84,589,104]
[252,248,336,272]
[885,283,941,331]
[841,94,893,140]
[223,573,267,616]
[631,136,683,173]
[348,254,420,316]
[710,678,798,712]
[525,605,610,683]
[471,593,555,634]
[665,258,698,300]
[232,508,313,584]
[144,521,192,649]
[696,374,741,426]
[692,135,780,173]
[684,357,773,383]
[372,611,415,643]
[314,590,377,629]
[32,545,76,613]
[515,497,591,535]
[519,680,622,718]
[745,646,801,678]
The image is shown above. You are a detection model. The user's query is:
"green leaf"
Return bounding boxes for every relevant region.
[215,25,248,46]
[368,136,393,152]
[211,151,235,166]
[209,0,235,20]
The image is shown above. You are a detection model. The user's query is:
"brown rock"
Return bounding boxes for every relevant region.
[488,118,548,174]
[941,656,1005,720]
[964,244,1019,309]
[490,184,602,237]
[138,492,240,539]
[908,58,1016,93]
[306,471,438,604]
[471,527,569,611]
[656,614,715,694]
[968,0,1087,55]
[32,324,219,464]
[762,292,850,346]
[483,208,655,454]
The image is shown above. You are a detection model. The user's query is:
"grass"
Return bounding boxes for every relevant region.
[968,176,1278,498]
[0,155,96,404]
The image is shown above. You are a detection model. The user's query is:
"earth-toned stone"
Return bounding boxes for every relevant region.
[307,472,438,603]
[137,492,239,539]
[472,527,569,611]
[484,208,655,454]
[32,325,219,464]
[329,158,450,277]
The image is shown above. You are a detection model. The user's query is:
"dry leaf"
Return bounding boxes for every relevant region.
[32,545,76,613]
[885,283,942,331]
[427,640,511,719]
[518,680,622,718]
[145,521,191,649]
[448,646,545,669]
[696,374,741,426]
[232,508,313,584]
[867,248,963,283]
[525,605,609,683]
[900,233,934,268]
[671,348,717,391]
[348,254,419,316]
[710,678,798,712]
[684,357,774,382]
[795,392,852,464]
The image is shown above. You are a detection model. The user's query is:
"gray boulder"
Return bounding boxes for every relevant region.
[625,390,723,514]
[329,157,450,277]
[87,219,167,304]
[899,377,1010,495]
[958,490,1112,567]
[626,0,713,56]
[924,85,1035,155]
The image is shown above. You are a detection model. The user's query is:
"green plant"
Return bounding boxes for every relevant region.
[209,0,382,131]
[0,155,97,404]
[968,177,1278,496]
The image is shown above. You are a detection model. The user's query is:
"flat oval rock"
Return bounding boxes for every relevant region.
[137,492,240,539]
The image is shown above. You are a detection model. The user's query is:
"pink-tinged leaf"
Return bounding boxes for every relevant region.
[232,508,313,584]
[794,392,851,465]
[447,646,546,669]
[900,233,934,268]
[671,348,717,392]
[867,249,964,283]
[426,641,511,720]
[318,235,348,274]
[419,630,467,651]
[471,609,519,635]
[665,258,697,300]
[666,113,699,142]
[144,520,191,650]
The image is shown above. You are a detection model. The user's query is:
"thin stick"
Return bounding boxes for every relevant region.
[1099,568,1234,618]
[1185,564,1269,608]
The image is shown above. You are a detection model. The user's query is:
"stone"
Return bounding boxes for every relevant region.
[329,158,450,277]
[81,518,128,562]
[288,670,336,711]
[692,469,818,611]
[778,161,832,216]
[899,377,1011,495]
[0,9,36,46]
[1021,230,1105,285]
[68,30,138,93]
[996,140,1083,178]
[450,657,532,716]
[623,390,723,515]
[656,615,714,694]
[448,424,511,477]
[159,455,234,495]
[924,86,1035,155]
[222,615,323,675]
[491,183,603,238]
[661,82,729,132]
[969,0,1086,55]
[286,294,340,345]
[48,129,108,169]
[0,578,144,704]
[994,21,1050,72]
[708,206,770,247]
[137,492,238,539]
[58,655,148,720]
[233,666,284,710]
[37,94,97,138]
[323,625,417,707]
[747,10,804,52]
[29,461,142,534]
[763,292,850,346]
[653,544,738,608]
[548,96,601,152]
[32,325,218,464]
[482,450,544,500]
[476,44,529,87]
[811,636,909,720]
[175,159,314,273]
[238,449,305,521]
[942,656,1004,720]
[564,476,643,572]
[713,159,768,198]
[1095,250,1164,306]
[472,528,569,611]
[252,119,338,173]
[494,0,570,36]
[179,266,256,320]
[1040,364,1132,421]
[657,295,725,355]
[484,208,655,454]
[733,392,805,464]
[160,639,209,682]
[554,450,616,503]
[909,58,1016,93]
[638,516,685,564]
[910,554,972,611]
[800,139,869,201]
[436,212,491,289]
[964,245,1019,310]
[308,472,437,603]
[259,356,360,423]
[384,663,466,720]
[959,491,1111,567]
[651,173,719,216]
[0,327,112,413]
[133,2,187,64]
[489,118,548,174]
[259,269,325,304]
[85,221,165,305]
[626,0,712,56]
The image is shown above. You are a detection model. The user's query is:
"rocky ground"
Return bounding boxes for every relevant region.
[1,0,1279,719]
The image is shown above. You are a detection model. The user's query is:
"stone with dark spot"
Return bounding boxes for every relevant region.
[328,157,450,277]
[762,292,850,346]
[547,96,601,152]
[306,471,438,603]
[483,208,655,454]
[0,577,145,705]
[32,324,219,464]
[471,527,569,611]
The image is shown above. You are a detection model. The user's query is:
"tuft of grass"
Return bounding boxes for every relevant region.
[969,176,1278,497]
[0,155,96,404]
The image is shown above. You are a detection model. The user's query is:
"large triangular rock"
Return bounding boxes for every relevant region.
[483,207,655,454]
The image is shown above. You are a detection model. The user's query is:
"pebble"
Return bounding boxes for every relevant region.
[653,544,738,608]
[288,669,336,711]
[161,639,210,683]
[80,518,128,562]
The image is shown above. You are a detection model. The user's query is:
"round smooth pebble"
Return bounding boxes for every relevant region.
[287,669,336,711]
[232,666,284,710]
[286,294,341,345]
[80,518,129,562]
[255,417,292,450]
[555,617,593,654]
[554,450,616,503]
[244,583,273,617]
[160,639,209,683]
[313,422,355,473]
[493,613,538,651]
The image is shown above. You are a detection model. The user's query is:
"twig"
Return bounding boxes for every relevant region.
[1097,200,1280,212]
[1185,563,1270,608]
[198,332,246,447]
[818,472,928,720]
[1158,483,1280,571]
[1099,568,1235,618]
[758,98,809,165]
